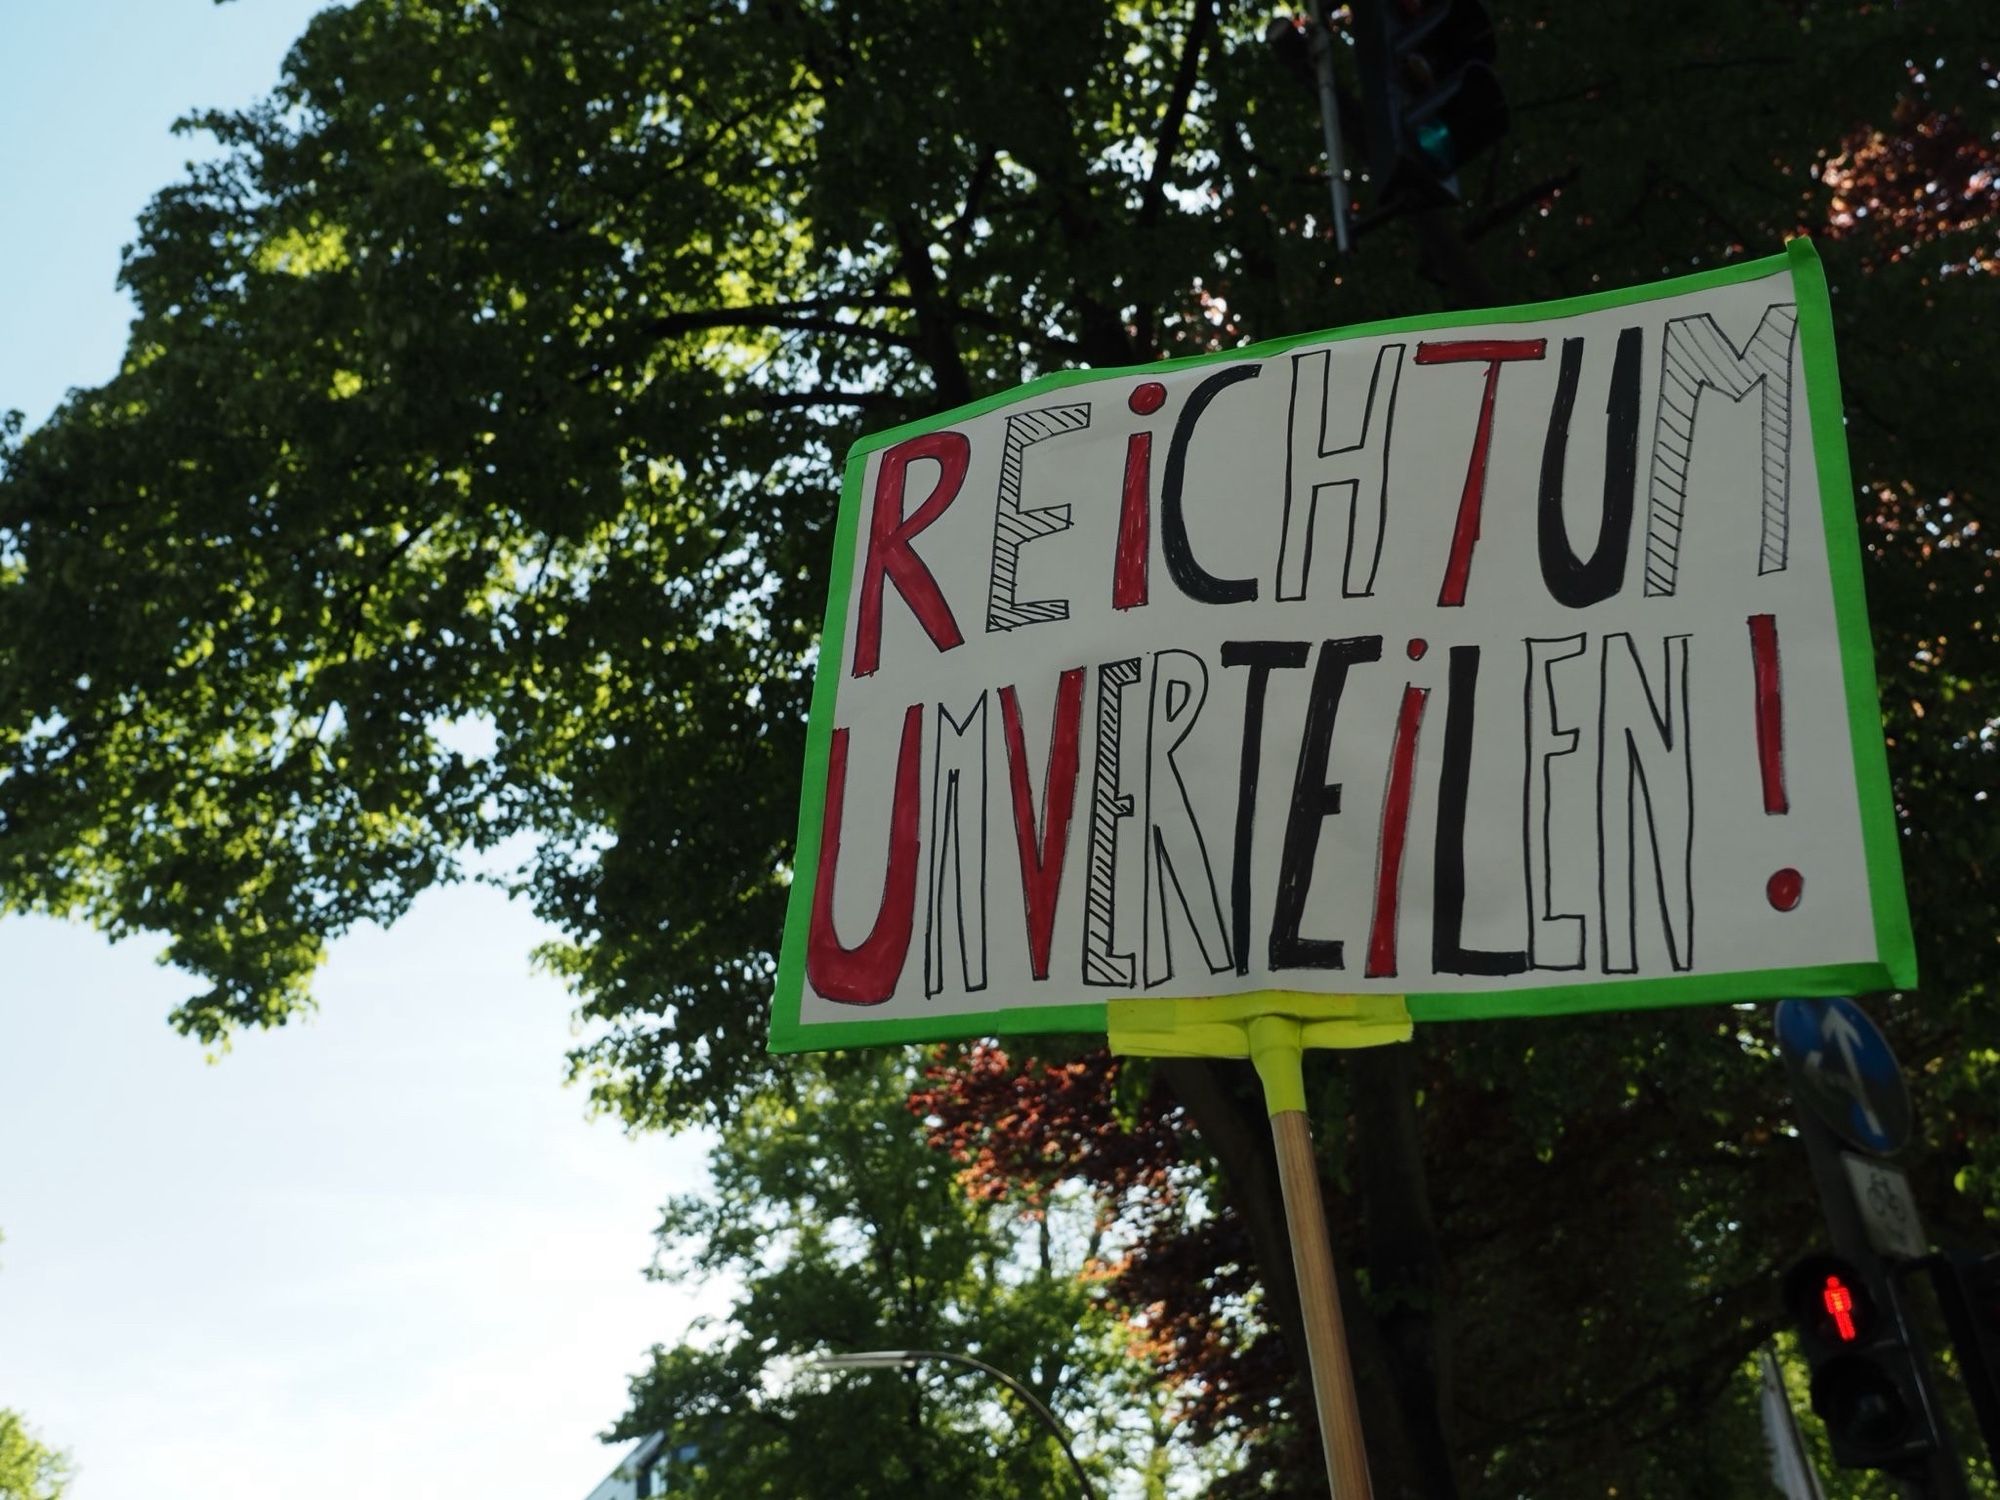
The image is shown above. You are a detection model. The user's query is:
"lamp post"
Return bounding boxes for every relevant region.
[809,1348,1098,1499]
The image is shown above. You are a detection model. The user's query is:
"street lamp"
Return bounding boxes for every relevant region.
[809,1348,1098,1499]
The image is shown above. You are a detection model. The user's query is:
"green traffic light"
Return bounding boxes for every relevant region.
[1416,119,1454,169]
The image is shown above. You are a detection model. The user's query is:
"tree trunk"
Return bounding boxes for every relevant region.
[1349,1042,1460,1498]
[1159,1055,1446,1497]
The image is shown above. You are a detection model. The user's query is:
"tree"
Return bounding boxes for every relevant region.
[0,1411,68,1500]
[2,1,1995,1494]
[610,1049,1213,1497]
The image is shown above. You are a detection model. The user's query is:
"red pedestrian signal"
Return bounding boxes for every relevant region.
[1822,1273,1860,1342]
[1783,1253,1939,1474]
[1786,1255,1876,1345]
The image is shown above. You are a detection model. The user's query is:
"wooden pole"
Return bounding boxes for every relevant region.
[1272,1106,1375,1499]
[1251,1016,1374,1498]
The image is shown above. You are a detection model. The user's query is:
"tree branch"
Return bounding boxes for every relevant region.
[1138,0,1217,229]
[891,216,975,409]
[636,303,919,351]
[951,304,1084,356]
[943,146,998,261]
[747,390,899,413]
[1512,55,1795,115]
[1461,168,1583,245]
[660,84,807,179]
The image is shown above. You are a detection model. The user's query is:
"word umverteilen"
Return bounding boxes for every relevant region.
[808,629,1701,1004]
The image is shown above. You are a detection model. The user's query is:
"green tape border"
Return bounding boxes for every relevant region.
[1785,234,1915,990]
[769,241,1913,1055]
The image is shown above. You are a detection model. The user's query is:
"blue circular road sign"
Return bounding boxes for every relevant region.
[1775,997,1913,1156]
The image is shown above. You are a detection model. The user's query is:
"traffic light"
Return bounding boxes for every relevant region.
[1350,0,1508,205]
[1932,1250,2000,1455]
[1783,1252,1940,1474]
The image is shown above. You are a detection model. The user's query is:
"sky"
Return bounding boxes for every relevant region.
[0,6,720,1497]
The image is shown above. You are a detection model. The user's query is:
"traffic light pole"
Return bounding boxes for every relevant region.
[1922,1252,2000,1463]
[1305,0,1353,254]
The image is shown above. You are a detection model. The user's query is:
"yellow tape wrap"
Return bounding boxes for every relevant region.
[1105,992,1413,1116]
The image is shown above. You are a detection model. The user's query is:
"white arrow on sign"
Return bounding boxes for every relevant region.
[1810,1006,1884,1140]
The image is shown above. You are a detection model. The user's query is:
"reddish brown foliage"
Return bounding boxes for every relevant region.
[908,1042,1179,1212]
[909,1043,1296,1447]
[1817,71,2000,270]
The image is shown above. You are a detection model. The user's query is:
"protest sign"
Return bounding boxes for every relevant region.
[771,238,1914,1054]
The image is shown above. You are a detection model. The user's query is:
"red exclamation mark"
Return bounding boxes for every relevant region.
[1749,613,1802,911]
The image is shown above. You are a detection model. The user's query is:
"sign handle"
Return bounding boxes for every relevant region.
[1253,1016,1375,1498]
